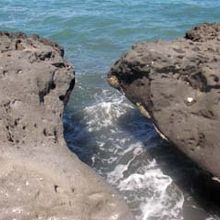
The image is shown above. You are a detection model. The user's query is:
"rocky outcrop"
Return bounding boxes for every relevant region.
[0,32,133,220]
[108,23,220,179]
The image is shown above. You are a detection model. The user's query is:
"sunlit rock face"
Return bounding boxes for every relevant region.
[108,23,220,179]
[0,32,134,220]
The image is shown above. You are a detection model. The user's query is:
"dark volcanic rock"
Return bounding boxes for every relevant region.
[0,32,134,220]
[108,23,220,179]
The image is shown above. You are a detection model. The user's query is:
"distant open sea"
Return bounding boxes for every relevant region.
[1,1,220,219]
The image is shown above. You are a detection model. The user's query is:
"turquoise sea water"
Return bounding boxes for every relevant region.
[1,0,220,73]
[1,1,220,220]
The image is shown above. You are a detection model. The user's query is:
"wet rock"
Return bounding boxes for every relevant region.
[0,32,134,220]
[108,23,220,179]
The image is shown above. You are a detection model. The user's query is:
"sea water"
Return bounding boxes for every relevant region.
[1,1,220,219]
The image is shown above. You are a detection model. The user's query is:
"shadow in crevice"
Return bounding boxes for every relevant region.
[117,109,220,219]
[63,109,97,166]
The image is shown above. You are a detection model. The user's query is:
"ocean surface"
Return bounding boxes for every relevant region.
[1,1,220,219]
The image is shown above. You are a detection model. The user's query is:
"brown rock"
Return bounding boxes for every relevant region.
[0,32,134,220]
[108,23,220,179]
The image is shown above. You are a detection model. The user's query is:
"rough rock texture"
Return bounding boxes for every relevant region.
[108,23,220,179]
[0,32,134,220]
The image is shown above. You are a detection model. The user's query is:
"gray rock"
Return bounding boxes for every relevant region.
[0,32,134,220]
[108,23,220,179]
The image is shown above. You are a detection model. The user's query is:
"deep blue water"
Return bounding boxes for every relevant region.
[1,1,220,219]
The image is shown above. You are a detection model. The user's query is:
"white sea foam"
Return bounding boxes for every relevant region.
[107,158,184,220]
[83,90,133,132]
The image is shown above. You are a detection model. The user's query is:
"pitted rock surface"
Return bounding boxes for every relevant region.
[0,32,134,220]
[108,23,220,179]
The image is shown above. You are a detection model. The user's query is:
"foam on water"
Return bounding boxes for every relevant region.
[107,156,184,220]
[83,89,131,132]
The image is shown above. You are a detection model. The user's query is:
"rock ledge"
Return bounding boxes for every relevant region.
[108,23,220,179]
[0,32,133,220]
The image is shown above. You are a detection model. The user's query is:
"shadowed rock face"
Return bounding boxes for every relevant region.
[108,23,220,179]
[0,32,134,220]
